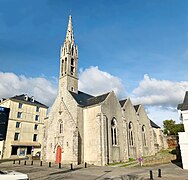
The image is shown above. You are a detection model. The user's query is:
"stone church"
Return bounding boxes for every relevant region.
[43,16,167,166]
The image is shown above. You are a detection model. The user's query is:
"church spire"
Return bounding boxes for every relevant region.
[59,15,78,95]
[65,15,74,44]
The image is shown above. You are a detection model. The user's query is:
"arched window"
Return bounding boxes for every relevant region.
[111,118,117,145]
[72,46,74,55]
[142,125,147,146]
[59,120,63,134]
[128,122,134,146]
[61,59,64,75]
[65,58,67,74]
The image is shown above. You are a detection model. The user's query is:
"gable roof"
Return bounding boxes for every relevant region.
[69,91,110,107]
[150,120,160,128]
[9,94,48,108]
[119,99,127,107]
[69,91,94,106]
[134,104,141,112]
[178,91,188,111]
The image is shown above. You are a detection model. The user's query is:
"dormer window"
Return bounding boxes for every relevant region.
[31,96,34,102]
[24,95,28,101]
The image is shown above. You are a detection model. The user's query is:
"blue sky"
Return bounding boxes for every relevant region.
[0,0,188,126]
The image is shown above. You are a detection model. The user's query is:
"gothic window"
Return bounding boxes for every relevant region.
[65,58,67,74]
[72,47,74,55]
[61,59,64,75]
[71,58,74,66]
[128,122,134,146]
[111,118,117,146]
[142,125,147,146]
[70,66,74,75]
[60,122,63,134]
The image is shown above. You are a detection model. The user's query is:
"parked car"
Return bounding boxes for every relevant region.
[0,170,28,180]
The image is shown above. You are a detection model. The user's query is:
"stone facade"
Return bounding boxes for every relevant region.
[43,16,167,166]
[0,95,48,159]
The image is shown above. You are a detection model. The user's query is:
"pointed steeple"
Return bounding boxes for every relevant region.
[59,15,78,95]
[65,15,74,44]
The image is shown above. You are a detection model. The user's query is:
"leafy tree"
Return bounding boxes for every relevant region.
[163,119,184,135]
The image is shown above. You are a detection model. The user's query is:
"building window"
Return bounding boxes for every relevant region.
[60,122,63,134]
[65,57,67,74]
[61,59,64,76]
[71,58,74,66]
[36,106,39,112]
[33,134,38,141]
[34,124,38,130]
[17,112,22,118]
[128,122,134,146]
[16,122,21,128]
[18,103,22,109]
[70,66,74,75]
[35,115,39,121]
[14,133,20,141]
[142,125,147,146]
[111,118,117,146]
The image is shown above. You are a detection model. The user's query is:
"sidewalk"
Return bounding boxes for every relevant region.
[0,160,187,179]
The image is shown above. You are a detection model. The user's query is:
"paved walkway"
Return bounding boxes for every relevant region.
[0,160,188,179]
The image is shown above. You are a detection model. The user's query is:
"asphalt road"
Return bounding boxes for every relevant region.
[0,160,188,179]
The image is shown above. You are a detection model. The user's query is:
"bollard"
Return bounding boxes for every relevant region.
[59,163,61,169]
[149,170,153,180]
[40,161,42,166]
[24,160,26,165]
[49,162,51,167]
[71,163,73,170]
[13,160,15,164]
[85,162,87,168]
[19,160,20,164]
[31,161,33,165]
[158,169,162,178]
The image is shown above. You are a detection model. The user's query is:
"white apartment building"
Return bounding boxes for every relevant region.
[0,94,48,159]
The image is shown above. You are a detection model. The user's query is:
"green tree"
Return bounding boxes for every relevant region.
[163,119,184,135]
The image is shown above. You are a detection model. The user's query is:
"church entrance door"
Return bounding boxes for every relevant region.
[55,145,62,164]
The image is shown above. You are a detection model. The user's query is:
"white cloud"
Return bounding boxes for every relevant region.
[78,66,126,99]
[146,106,180,127]
[0,72,57,107]
[131,74,188,107]
[0,70,186,125]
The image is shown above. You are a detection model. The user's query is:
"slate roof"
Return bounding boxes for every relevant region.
[69,91,110,107]
[119,99,127,107]
[150,120,160,128]
[134,104,140,112]
[9,94,48,108]
[178,91,188,111]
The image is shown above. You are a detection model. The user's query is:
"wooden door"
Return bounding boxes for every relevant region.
[55,146,62,164]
